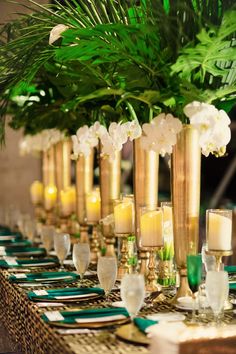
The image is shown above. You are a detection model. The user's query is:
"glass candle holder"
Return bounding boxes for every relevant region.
[113,196,134,236]
[206,209,232,252]
[86,187,101,224]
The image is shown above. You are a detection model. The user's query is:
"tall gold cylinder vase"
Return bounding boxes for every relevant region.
[100,150,121,256]
[133,138,159,275]
[42,147,56,186]
[76,151,94,242]
[171,125,201,303]
[55,139,72,192]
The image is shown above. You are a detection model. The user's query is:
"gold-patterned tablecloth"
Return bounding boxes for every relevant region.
[0,267,235,354]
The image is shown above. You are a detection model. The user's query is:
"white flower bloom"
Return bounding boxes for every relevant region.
[184,101,231,157]
[49,24,69,45]
[122,120,142,141]
[89,121,107,139]
[99,214,115,226]
[141,113,182,156]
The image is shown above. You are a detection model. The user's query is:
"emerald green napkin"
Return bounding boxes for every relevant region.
[5,247,46,256]
[41,307,129,324]
[28,287,104,301]
[0,258,58,269]
[9,271,78,283]
[133,318,158,333]
[0,231,21,237]
[225,265,236,273]
[0,240,31,247]
[229,282,236,290]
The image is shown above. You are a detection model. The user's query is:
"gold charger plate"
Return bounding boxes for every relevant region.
[51,317,130,329]
[34,294,102,303]
[115,323,150,345]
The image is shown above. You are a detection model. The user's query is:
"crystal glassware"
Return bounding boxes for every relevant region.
[187,254,202,323]
[72,243,90,285]
[54,233,71,271]
[97,256,117,304]
[41,225,55,254]
[205,270,229,326]
[121,274,145,323]
[24,219,36,242]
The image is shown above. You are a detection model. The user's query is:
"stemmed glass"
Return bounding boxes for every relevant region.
[121,274,145,328]
[187,254,202,323]
[54,233,71,271]
[72,243,90,286]
[205,270,229,326]
[24,219,36,242]
[97,256,117,304]
[41,225,54,255]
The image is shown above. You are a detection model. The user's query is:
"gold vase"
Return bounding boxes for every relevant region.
[55,139,72,192]
[99,150,121,256]
[133,138,159,275]
[76,151,94,242]
[42,147,56,186]
[171,125,201,303]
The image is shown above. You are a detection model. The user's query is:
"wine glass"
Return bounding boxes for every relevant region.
[97,256,117,304]
[54,233,71,271]
[187,254,202,323]
[121,274,145,326]
[205,270,229,326]
[41,225,54,255]
[24,219,36,242]
[72,243,90,285]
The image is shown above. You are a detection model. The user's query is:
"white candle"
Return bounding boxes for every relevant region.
[30,181,44,205]
[163,206,173,243]
[60,186,76,216]
[44,184,57,211]
[208,212,232,251]
[114,201,134,234]
[86,189,101,223]
[140,210,163,247]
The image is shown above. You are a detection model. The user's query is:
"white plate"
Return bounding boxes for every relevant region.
[146,312,186,322]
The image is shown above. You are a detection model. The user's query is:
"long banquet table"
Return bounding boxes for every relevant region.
[1,263,236,354]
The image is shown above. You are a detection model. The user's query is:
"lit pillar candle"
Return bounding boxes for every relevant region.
[140,210,163,247]
[86,189,101,223]
[44,184,57,211]
[208,211,232,251]
[30,181,44,205]
[114,201,134,234]
[60,186,76,216]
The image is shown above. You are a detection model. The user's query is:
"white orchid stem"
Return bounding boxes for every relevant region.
[126,101,138,122]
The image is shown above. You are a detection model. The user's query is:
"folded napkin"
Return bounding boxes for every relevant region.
[134,318,158,334]
[225,265,236,273]
[229,282,236,290]
[0,258,58,269]
[28,287,104,301]
[0,240,31,247]
[41,307,129,324]
[9,271,78,283]
[3,246,46,256]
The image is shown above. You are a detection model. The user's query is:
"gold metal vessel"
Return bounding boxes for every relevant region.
[171,125,201,303]
[76,151,94,242]
[42,147,56,186]
[55,139,72,192]
[133,138,159,275]
[99,150,121,256]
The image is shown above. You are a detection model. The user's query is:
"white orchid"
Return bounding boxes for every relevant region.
[184,101,231,157]
[122,120,142,141]
[49,24,69,45]
[141,113,182,156]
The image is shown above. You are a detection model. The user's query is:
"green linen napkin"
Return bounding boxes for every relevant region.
[5,247,46,256]
[225,265,236,273]
[229,282,236,290]
[133,318,158,333]
[41,307,129,324]
[0,240,31,247]
[0,258,58,269]
[28,287,104,301]
[9,271,78,283]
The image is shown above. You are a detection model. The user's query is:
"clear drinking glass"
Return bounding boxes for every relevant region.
[72,243,90,285]
[121,274,145,324]
[205,270,229,326]
[54,233,71,271]
[201,242,216,273]
[24,219,36,242]
[97,256,117,304]
[41,225,54,254]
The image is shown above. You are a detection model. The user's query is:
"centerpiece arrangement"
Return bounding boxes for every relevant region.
[0,0,235,302]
